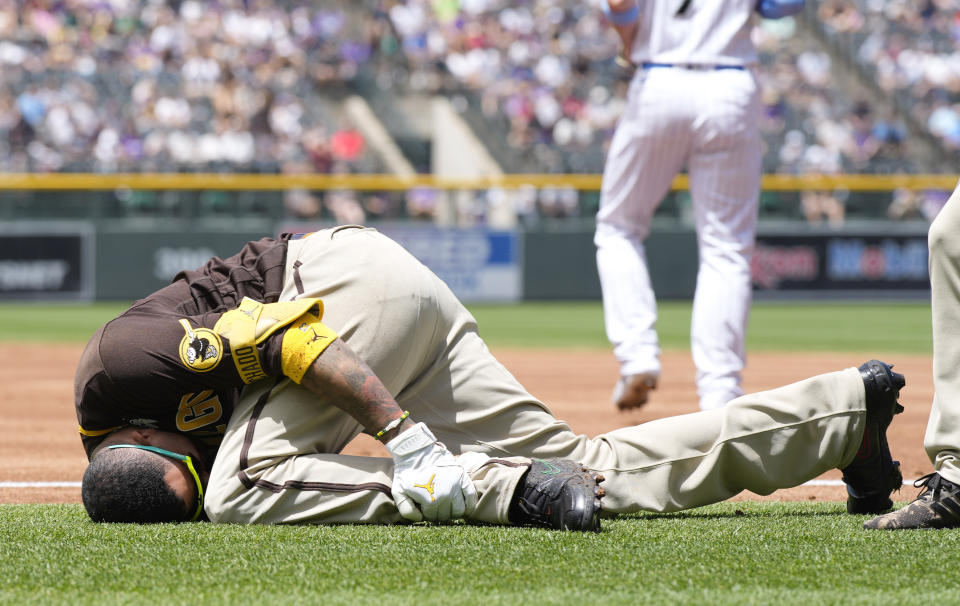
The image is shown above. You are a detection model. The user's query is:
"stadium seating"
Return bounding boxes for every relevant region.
[0,0,952,224]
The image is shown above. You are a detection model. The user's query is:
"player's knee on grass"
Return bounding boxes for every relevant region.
[82,448,190,523]
[201,489,235,524]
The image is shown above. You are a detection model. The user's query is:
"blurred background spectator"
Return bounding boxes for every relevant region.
[0,0,383,174]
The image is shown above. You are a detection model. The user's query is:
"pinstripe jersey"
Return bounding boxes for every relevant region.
[629,0,757,67]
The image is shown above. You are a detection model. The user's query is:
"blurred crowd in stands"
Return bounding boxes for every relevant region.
[818,0,960,155]
[382,0,924,178]
[0,0,382,174]
[0,0,955,225]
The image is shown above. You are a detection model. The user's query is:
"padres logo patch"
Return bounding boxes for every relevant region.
[178,319,223,372]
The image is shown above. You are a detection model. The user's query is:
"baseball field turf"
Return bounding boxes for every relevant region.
[0,300,936,352]
[1,301,954,605]
[4,501,960,605]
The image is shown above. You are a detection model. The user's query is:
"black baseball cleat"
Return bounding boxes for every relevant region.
[841,360,905,514]
[509,459,604,532]
[864,472,960,529]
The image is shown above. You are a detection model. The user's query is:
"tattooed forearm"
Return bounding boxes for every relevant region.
[300,338,413,441]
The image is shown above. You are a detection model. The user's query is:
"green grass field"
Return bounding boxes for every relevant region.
[1,301,944,604]
[3,502,958,605]
[468,301,933,354]
[0,300,935,353]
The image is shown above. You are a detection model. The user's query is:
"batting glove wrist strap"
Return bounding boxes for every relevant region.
[385,423,479,523]
[384,420,434,455]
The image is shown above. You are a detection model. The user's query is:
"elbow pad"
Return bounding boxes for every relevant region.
[279,310,338,383]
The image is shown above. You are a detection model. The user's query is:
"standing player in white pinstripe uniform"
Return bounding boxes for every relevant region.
[597,0,805,411]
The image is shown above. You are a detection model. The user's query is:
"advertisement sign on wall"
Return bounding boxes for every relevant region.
[278,224,522,302]
[0,224,93,300]
[95,226,521,302]
[752,232,929,294]
[95,230,265,299]
[378,226,522,302]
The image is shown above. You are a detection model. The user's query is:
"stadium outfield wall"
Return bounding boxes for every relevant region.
[0,222,931,303]
[0,173,942,302]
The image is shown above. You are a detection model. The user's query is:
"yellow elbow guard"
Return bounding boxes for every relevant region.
[214,297,337,384]
[280,312,338,383]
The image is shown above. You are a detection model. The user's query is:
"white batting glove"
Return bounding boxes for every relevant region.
[384,422,479,523]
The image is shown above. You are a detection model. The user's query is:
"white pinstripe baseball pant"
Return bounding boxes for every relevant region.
[596,66,762,410]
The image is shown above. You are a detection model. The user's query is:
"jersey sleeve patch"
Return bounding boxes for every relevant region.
[177,319,223,372]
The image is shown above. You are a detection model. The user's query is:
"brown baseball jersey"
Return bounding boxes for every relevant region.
[74,234,335,460]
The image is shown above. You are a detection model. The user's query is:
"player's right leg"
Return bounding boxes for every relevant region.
[595,69,691,410]
[203,376,401,525]
[686,68,762,411]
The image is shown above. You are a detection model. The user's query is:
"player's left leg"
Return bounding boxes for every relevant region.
[865,183,960,529]
[298,229,904,517]
[404,295,903,515]
[686,68,762,410]
[595,68,694,409]
[204,376,539,526]
[375,246,886,510]
[921,188,960,487]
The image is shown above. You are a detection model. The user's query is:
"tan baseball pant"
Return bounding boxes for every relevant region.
[205,226,870,525]
[924,185,960,484]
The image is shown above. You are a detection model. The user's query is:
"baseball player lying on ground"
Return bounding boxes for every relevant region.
[78,227,904,530]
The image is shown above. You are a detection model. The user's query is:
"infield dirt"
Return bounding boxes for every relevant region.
[0,343,934,506]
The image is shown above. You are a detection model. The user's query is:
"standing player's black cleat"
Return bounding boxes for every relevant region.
[509,459,604,532]
[841,359,905,514]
